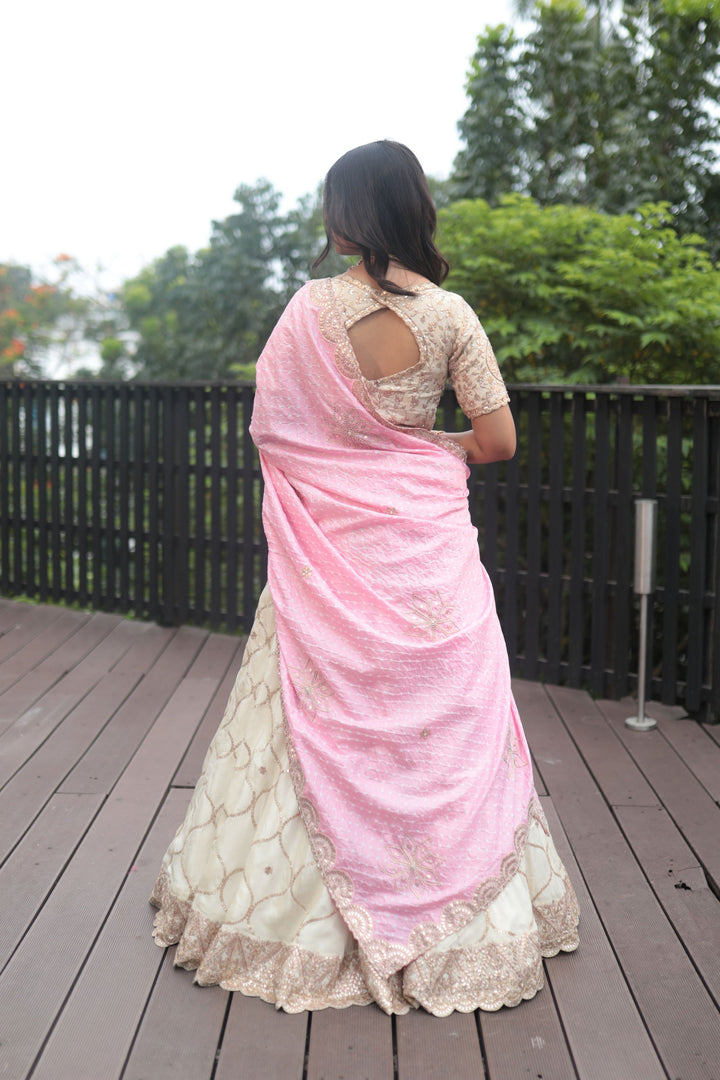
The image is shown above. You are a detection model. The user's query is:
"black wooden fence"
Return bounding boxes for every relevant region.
[1,379,718,720]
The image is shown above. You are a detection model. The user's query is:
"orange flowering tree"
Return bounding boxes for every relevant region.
[0,255,93,377]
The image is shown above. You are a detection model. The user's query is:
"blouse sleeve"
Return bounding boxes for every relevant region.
[447,299,510,419]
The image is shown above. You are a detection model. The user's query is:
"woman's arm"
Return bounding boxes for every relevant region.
[443,404,517,465]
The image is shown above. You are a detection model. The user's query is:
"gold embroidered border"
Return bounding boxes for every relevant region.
[307,278,467,464]
[150,865,579,1016]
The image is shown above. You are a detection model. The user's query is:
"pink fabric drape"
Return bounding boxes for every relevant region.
[250,279,535,979]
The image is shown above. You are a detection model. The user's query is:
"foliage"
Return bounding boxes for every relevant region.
[109,181,346,380]
[453,0,720,244]
[0,256,95,377]
[438,195,720,383]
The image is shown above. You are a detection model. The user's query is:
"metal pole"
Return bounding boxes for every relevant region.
[626,499,658,731]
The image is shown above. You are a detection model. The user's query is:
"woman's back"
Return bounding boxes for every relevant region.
[332,272,509,429]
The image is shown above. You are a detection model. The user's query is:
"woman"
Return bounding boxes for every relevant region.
[150,141,579,1015]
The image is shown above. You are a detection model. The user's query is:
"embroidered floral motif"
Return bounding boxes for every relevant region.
[331,404,375,447]
[419,728,430,740]
[383,506,398,516]
[503,730,528,774]
[408,590,460,641]
[291,659,332,719]
[301,565,312,579]
[383,836,443,898]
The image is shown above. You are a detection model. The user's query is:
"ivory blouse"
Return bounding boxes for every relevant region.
[331,273,510,429]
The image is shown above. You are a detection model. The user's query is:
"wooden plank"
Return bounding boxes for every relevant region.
[647,701,720,803]
[544,685,720,1008]
[597,696,720,890]
[0,599,32,633]
[29,789,190,1080]
[59,626,205,794]
[520,680,720,1080]
[0,611,119,738]
[396,1009,484,1080]
[480,970,577,1080]
[172,637,246,787]
[614,804,720,1008]
[539,797,665,1080]
[0,615,145,761]
[0,602,65,663]
[214,994,306,1080]
[123,948,228,1080]
[0,626,172,859]
[703,722,720,749]
[307,1005,394,1080]
[541,684,659,808]
[0,792,104,970]
[0,642,221,1080]
[0,608,89,695]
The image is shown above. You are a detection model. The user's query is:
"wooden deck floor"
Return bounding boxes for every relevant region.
[0,597,719,1080]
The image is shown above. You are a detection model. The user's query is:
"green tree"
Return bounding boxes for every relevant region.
[453,0,720,241]
[453,25,528,202]
[621,0,720,234]
[439,195,720,383]
[116,180,345,380]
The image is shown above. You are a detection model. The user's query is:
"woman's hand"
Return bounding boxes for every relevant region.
[444,405,517,465]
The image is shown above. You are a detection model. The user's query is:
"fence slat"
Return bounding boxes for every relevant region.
[105,387,117,610]
[209,389,223,630]
[567,393,587,687]
[90,384,103,609]
[242,386,255,632]
[193,388,206,624]
[38,383,50,601]
[132,385,145,618]
[0,385,9,592]
[161,386,174,624]
[590,394,610,698]
[226,386,238,631]
[523,392,542,679]
[612,394,634,698]
[686,398,709,714]
[503,391,521,669]
[117,385,131,612]
[546,392,565,684]
[11,383,22,589]
[710,405,720,717]
[77,386,89,605]
[23,382,35,595]
[62,386,74,603]
[660,397,683,704]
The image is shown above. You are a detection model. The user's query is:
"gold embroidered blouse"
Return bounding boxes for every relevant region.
[331,274,510,430]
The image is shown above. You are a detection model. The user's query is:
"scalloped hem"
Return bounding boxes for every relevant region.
[150,871,579,1017]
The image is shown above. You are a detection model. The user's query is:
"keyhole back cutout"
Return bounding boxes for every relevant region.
[347,308,421,382]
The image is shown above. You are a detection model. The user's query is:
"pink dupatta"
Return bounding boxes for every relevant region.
[250,278,535,979]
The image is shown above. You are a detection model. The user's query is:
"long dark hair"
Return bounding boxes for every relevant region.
[312,140,449,296]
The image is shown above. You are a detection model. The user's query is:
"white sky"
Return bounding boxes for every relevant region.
[2,0,514,288]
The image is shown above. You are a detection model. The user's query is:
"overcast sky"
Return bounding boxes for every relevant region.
[3,0,514,288]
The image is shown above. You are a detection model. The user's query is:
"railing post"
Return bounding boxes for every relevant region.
[626,499,658,731]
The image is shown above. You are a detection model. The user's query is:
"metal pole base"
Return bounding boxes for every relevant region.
[625,714,658,732]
